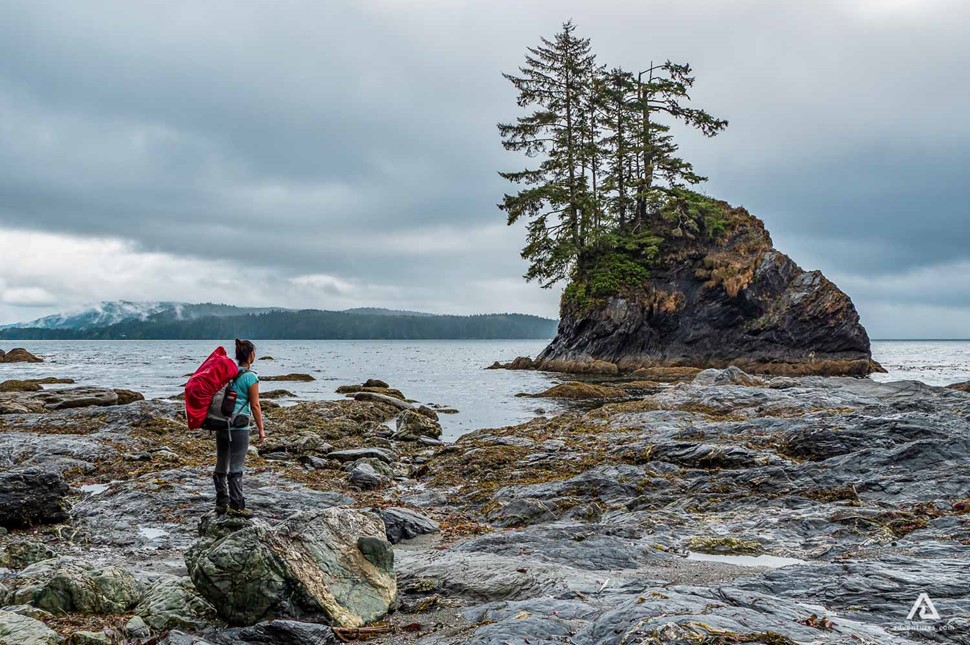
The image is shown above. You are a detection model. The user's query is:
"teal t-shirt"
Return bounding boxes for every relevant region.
[231,367,259,417]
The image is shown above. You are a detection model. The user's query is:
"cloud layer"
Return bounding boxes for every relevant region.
[0,0,967,336]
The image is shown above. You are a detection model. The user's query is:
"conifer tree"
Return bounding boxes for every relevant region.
[632,62,728,228]
[596,68,641,231]
[498,21,597,286]
[499,24,728,289]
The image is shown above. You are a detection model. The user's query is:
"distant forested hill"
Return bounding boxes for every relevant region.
[0,309,558,340]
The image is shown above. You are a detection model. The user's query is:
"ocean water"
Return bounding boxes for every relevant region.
[869,340,970,386]
[1,339,967,439]
[0,340,557,439]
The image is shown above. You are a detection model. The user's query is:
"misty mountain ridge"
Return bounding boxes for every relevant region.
[0,301,286,331]
[0,301,557,340]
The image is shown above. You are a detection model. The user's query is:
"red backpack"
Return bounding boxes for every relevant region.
[184,347,239,430]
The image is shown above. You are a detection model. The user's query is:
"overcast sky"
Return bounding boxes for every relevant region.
[0,0,967,337]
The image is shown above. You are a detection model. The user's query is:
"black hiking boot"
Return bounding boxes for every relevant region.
[227,472,251,517]
[213,473,229,516]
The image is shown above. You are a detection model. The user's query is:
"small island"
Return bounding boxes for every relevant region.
[497,22,876,377]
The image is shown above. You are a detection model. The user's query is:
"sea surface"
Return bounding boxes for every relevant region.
[1,339,968,439]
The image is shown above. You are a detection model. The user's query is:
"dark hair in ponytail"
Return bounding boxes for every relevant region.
[235,339,255,363]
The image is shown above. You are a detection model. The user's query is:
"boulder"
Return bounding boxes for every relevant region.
[692,366,765,387]
[348,463,389,490]
[208,620,337,644]
[394,409,442,440]
[124,616,150,639]
[68,631,108,644]
[380,507,440,543]
[0,380,41,393]
[0,467,70,529]
[535,201,876,377]
[113,389,145,405]
[0,605,51,621]
[528,381,627,399]
[135,576,214,632]
[12,557,140,614]
[0,400,33,414]
[352,391,411,411]
[0,540,56,569]
[363,379,389,388]
[0,378,74,393]
[155,631,214,645]
[948,380,970,393]
[259,433,332,458]
[1,349,42,363]
[35,388,119,411]
[259,389,295,399]
[185,509,396,628]
[487,356,537,370]
[0,609,61,645]
[335,385,406,400]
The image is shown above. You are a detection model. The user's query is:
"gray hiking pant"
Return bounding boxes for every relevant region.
[214,427,249,475]
[214,428,250,510]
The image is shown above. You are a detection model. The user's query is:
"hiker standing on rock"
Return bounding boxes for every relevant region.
[213,339,265,517]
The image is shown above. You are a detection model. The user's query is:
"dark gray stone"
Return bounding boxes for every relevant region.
[0,467,69,529]
[380,507,439,543]
[208,620,337,644]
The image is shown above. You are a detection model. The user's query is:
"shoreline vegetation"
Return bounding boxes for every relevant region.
[0,364,968,642]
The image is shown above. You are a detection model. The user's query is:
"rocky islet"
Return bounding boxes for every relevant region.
[534,202,884,378]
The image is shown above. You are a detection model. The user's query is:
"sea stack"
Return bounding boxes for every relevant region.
[537,199,878,377]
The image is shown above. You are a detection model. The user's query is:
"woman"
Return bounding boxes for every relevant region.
[213,339,265,517]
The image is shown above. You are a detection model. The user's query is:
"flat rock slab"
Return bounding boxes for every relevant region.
[0,387,144,414]
[353,391,412,411]
[328,447,396,464]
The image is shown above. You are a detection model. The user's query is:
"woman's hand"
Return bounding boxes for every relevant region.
[258,428,266,443]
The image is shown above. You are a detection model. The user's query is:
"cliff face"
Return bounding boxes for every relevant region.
[537,202,877,376]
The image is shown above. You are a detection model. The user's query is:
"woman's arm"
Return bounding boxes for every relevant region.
[249,381,265,441]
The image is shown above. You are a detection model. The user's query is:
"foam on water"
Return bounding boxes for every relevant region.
[138,527,169,540]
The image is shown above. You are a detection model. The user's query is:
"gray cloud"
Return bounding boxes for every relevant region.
[0,0,968,336]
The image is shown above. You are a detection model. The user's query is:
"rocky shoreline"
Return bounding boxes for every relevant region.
[0,367,968,643]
